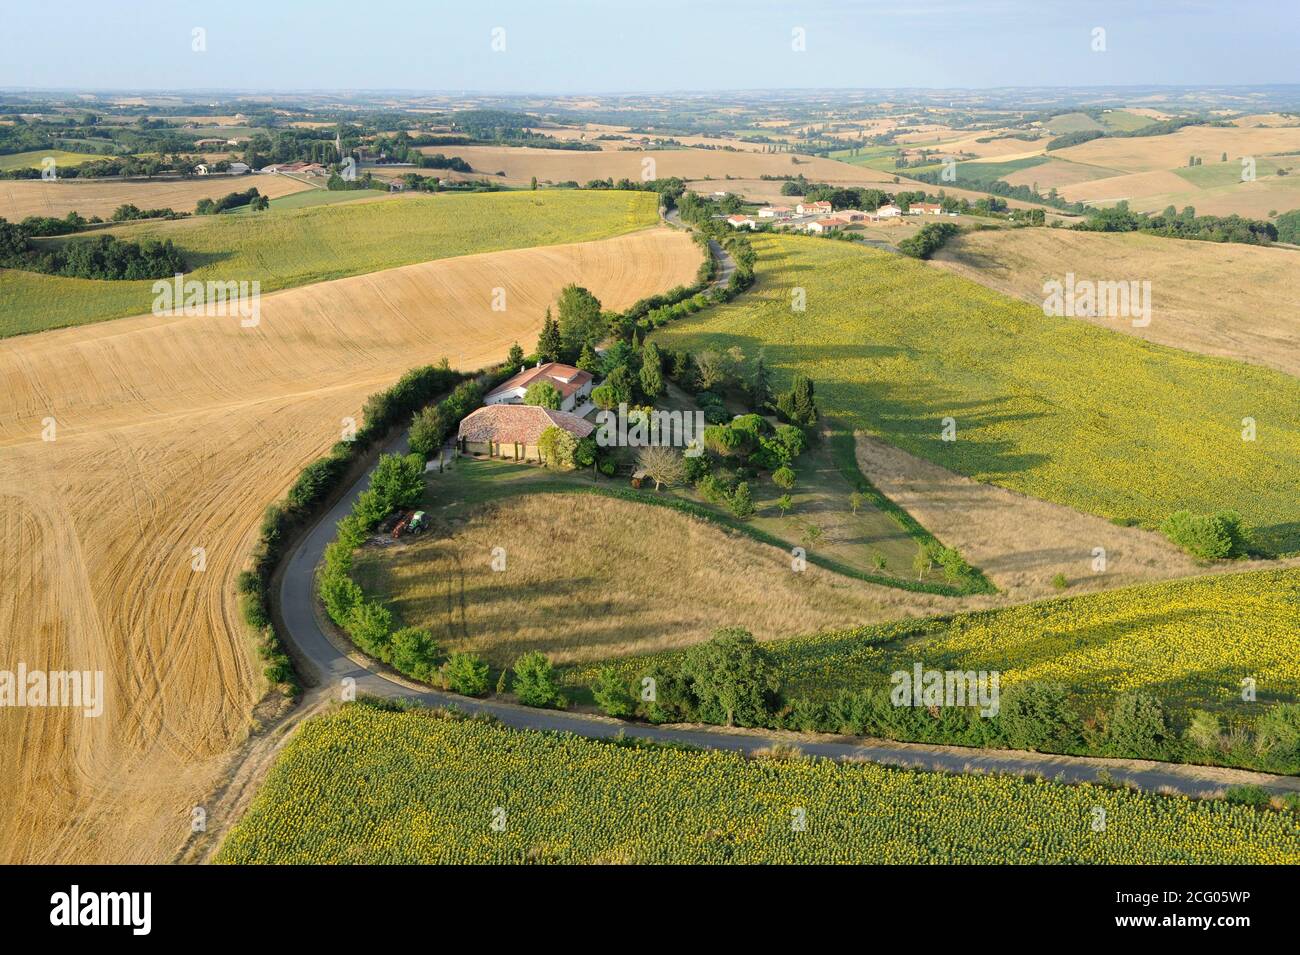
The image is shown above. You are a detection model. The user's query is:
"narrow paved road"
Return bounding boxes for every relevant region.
[276,437,1300,800]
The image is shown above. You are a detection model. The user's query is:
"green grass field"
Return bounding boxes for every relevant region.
[0,189,662,337]
[1098,110,1157,132]
[952,155,1049,183]
[0,149,107,172]
[215,704,1300,864]
[1173,155,1299,188]
[569,568,1300,715]
[1046,112,1105,134]
[651,234,1300,554]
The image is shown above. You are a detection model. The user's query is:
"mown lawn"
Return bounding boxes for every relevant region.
[651,234,1300,554]
[215,704,1300,864]
[1,189,663,337]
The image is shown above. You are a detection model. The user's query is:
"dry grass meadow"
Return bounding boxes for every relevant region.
[930,228,1300,378]
[0,174,316,221]
[351,493,962,666]
[0,226,700,863]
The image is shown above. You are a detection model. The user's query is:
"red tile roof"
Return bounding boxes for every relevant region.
[487,362,593,401]
[458,405,594,446]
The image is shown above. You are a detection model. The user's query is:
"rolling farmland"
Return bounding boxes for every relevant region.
[0,213,700,864]
[1,189,665,336]
[0,172,315,222]
[215,705,1300,864]
[930,228,1300,378]
[652,234,1300,555]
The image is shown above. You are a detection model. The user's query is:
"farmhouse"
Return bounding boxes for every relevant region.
[806,216,851,234]
[261,161,325,176]
[757,205,792,218]
[485,361,595,413]
[910,202,943,215]
[875,204,903,217]
[457,405,594,462]
[725,214,757,229]
[796,200,832,215]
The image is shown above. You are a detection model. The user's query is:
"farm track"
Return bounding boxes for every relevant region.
[0,226,701,863]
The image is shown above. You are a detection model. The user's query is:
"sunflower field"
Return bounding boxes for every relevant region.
[215,704,1300,864]
[651,234,1300,556]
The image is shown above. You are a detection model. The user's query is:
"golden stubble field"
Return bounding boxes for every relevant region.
[930,228,1300,378]
[0,174,316,221]
[0,227,700,863]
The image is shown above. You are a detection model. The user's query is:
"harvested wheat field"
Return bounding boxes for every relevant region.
[420,144,887,188]
[351,493,962,667]
[0,174,315,221]
[0,226,700,863]
[930,228,1300,378]
[1053,124,1300,174]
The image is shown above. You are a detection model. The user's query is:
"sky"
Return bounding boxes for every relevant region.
[1,0,1297,92]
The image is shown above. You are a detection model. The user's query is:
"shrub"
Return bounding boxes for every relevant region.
[388,628,441,683]
[774,424,807,457]
[345,600,395,661]
[1104,691,1170,757]
[442,652,490,697]
[1159,509,1250,560]
[998,683,1082,751]
[772,466,796,489]
[638,665,695,724]
[512,651,564,708]
[1051,572,1069,590]
[1223,785,1273,808]
[537,425,579,470]
[591,667,636,718]
[1185,709,1224,751]
[1254,703,1300,764]
[728,482,755,518]
[695,474,728,505]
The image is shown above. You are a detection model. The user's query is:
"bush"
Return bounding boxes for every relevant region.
[345,600,395,661]
[771,466,796,489]
[1223,785,1273,808]
[442,652,490,696]
[1104,691,1170,757]
[1185,709,1224,751]
[388,628,441,682]
[897,222,960,259]
[591,667,636,718]
[728,482,755,518]
[1254,703,1300,764]
[1159,509,1250,559]
[637,665,695,724]
[512,651,564,708]
[998,683,1081,751]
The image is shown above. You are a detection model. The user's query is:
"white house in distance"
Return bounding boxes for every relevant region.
[796,200,832,215]
[805,216,851,234]
[758,205,793,218]
[910,202,943,215]
[875,203,903,217]
[724,213,757,229]
[485,362,595,414]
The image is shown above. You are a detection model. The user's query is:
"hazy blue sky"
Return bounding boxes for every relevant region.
[1,0,1295,91]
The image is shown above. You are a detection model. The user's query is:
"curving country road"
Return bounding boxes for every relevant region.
[275,428,1300,802]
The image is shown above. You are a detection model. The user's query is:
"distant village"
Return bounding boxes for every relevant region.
[720,197,957,233]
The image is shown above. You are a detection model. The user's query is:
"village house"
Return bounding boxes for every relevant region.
[910,202,943,215]
[725,214,757,229]
[757,205,792,218]
[485,362,595,414]
[260,161,325,176]
[796,200,832,215]
[457,405,594,462]
[874,203,903,217]
[805,216,851,234]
